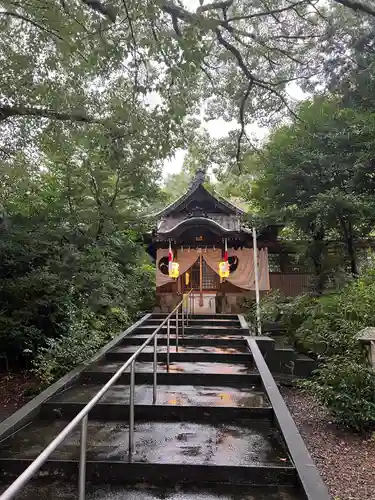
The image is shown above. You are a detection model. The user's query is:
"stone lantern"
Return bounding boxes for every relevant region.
[356,327,375,370]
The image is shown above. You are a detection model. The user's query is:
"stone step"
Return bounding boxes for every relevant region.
[48,384,269,408]
[262,321,287,334]
[0,483,306,500]
[145,319,241,328]
[122,335,247,346]
[81,360,260,387]
[41,384,272,421]
[294,355,316,377]
[134,326,246,336]
[106,346,252,363]
[0,420,296,486]
[151,314,239,320]
[112,345,248,354]
[88,360,255,376]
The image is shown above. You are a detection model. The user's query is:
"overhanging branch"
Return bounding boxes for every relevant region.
[333,0,375,16]
[236,80,253,164]
[0,104,106,124]
[81,0,117,21]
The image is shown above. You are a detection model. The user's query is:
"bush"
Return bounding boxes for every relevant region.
[32,305,127,387]
[0,220,156,379]
[292,277,375,361]
[304,358,375,431]
[245,272,375,430]
[244,290,287,332]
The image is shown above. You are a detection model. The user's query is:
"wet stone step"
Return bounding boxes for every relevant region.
[81,359,260,387]
[81,370,260,387]
[0,420,292,468]
[106,346,252,363]
[90,360,254,375]
[111,346,248,354]
[41,384,272,421]
[48,384,270,408]
[135,326,245,336]
[126,334,247,342]
[0,482,305,500]
[145,320,241,328]
[146,317,241,323]
[151,314,239,320]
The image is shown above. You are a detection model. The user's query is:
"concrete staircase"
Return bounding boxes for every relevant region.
[259,322,316,380]
[0,314,328,500]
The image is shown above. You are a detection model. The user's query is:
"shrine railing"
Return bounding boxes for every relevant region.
[0,290,194,500]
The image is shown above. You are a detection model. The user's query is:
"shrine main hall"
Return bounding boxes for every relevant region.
[145,171,311,314]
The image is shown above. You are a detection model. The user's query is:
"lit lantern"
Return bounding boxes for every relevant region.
[169,262,180,279]
[219,260,230,280]
[185,272,190,286]
[219,238,230,281]
[168,240,179,279]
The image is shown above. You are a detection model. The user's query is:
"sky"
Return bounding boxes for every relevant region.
[162,1,308,178]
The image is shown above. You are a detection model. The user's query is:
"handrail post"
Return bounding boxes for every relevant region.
[181,303,185,338]
[78,414,88,500]
[129,360,135,459]
[175,308,179,352]
[166,318,170,372]
[153,333,157,404]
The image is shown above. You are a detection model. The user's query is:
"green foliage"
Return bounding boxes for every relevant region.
[252,272,375,430]
[304,359,375,431]
[0,216,154,372]
[244,290,286,332]
[248,95,375,289]
[292,276,375,361]
[33,305,117,388]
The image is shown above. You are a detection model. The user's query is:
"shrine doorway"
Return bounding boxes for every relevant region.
[183,255,220,314]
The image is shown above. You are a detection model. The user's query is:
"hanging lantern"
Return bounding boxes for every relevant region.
[169,262,180,279]
[219,260,230,279]
[185,272,190,286]
[168,240,180,279]
[219,238,230,280]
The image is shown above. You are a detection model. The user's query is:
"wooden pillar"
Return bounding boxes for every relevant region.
[199,254,203,306]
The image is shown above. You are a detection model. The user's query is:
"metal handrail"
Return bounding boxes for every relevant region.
[0,290,194,500]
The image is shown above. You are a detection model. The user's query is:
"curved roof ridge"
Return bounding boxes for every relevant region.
[151,181,245,218]
[159,216,233,235]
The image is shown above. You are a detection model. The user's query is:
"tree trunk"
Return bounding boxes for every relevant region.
[339,216,358,277]
[308,225,327,295]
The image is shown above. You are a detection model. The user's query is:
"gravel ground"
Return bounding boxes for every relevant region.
[281,387,375,500]
[0,371,37,423]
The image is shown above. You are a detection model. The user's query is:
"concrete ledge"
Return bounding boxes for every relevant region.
[238,314,252,334]
[247,338,331,500]
[0,314,151,442]
[40,403,274,422]
[0,460,297,486]
[81,371,262,388]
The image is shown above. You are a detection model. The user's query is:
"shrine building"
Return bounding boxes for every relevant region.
[145,170,311,314]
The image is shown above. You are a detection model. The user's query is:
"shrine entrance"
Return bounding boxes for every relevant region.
[183,255,220,314]
[184,256,220,292]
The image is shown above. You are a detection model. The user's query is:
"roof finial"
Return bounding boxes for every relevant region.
[191,168,206,187]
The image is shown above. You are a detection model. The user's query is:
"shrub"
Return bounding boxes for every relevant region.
[244,290,286,332]
[293,277,375,361]
[245,272,375,430]
[32,305,124,387]
[0,221,155,372]
[304,358,375,431]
